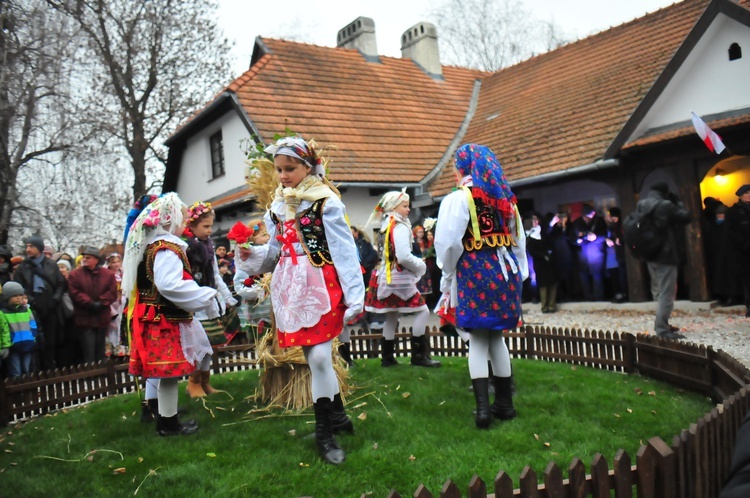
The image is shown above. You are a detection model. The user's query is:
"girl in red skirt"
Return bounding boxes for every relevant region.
[235,136,364,465]
[364,191,441,368]
[122,193,218,436]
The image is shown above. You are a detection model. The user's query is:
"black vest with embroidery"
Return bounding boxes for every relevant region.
[136,240,194,322]
[271,198,333,267]
[462,194,516,252]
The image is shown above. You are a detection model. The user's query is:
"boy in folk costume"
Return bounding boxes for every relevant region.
[364,190,442,368]
[122,193,219,436]
[183,201,238,397]
[235,136,364,465]
[434,143,528,429]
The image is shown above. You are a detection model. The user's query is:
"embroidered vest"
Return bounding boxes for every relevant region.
[462,191,516,252]
[271,198,333,267]
[136,240,194,322]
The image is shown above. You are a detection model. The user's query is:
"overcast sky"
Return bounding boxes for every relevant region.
[217,0,681,76]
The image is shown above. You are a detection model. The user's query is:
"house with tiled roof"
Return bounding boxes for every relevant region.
[164,0,750,302]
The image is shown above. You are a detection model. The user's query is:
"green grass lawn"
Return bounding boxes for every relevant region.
[0,357,712,497]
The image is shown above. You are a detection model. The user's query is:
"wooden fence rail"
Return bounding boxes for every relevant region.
[2,325,750,498]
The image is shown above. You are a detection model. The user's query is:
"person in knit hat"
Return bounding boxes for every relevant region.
[13,235,65,370]
[1,281,40,377]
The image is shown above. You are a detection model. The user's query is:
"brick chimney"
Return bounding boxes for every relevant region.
[400,22,442,78]
[337,17,379,60]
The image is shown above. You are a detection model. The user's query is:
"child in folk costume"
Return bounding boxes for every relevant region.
[122,193,219,436]
[183,202,239,397]
[434,143,528,429]
[229,219,272,344]
[364,191,442,368]
[235,136,364,465]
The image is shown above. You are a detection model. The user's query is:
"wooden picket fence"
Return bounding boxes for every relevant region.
[2,325,750,498]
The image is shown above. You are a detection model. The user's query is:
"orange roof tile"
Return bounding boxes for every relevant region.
[229,38,482,184]
[430,0,749,197]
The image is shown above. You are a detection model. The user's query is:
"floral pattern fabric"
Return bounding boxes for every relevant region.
[455,248,523,331]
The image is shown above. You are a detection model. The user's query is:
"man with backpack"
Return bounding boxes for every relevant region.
[633,182,692,339]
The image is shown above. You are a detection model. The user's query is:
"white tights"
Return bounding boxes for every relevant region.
[303,340,339,402]
[468,329,511,379]
[381,308,430,341]
[157,377,179,417]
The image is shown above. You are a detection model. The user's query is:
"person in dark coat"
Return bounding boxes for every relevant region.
[547,211,577,302]
[0,245,12,287]
[605,207,628,303]
[711,204,743,305]
[725,184,750,317]
[67,246,118,363]
[638,182,692,338]
[569,204,608,301]
[13,236,66,370]
[528,214,558,312]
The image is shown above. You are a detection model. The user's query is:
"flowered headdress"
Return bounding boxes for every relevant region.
[186,201,213,225]
[455,143,518,216]
[264,136,325,177]
[454,143,521,237]
[227,220,267,249]
[123,194,158,243]
[122,192,186,296]
[265,136,340,219]
[366,188,410,230]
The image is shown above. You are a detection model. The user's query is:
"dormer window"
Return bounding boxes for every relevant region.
[729,42,742,61]
[210,130,225,179]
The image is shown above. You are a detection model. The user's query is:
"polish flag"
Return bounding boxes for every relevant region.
[691,112,726,154]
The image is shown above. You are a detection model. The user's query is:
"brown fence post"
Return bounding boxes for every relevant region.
[525,325,535,360]
[467,475,487,498]
[493,470,514,497]
[0,380,8,426]
[612,449,632,498]
[590,453,609,497]
[106,359,117,396]
[622,332,635,373]
[648,437,676,498]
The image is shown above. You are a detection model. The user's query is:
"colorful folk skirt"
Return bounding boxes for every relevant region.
[364,269,428,314]
[455,248,523,331]
[128,304,196,379]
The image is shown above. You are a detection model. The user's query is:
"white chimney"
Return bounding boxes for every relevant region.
[337,17,379,60]
[400,22,442,78]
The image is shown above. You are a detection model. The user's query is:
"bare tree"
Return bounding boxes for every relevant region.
[0,0,78,245]
[429,0,568,72]
[48,0,234,201]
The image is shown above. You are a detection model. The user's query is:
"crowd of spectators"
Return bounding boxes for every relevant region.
[2,187,748,377]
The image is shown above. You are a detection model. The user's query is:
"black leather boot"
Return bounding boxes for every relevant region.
[381,339,398,367]
[313,398,345,465]
[471,378,492,429]
[330,393,354,434]
[156,414,199,436]
[338,343,353,367]
[491,376,517,420]
[141,398,158,423]
[410,335,442,368]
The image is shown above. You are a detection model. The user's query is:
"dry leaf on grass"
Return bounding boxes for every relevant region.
[357,412,367,421]
[113,467,126,474]
[402,392,410,398]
